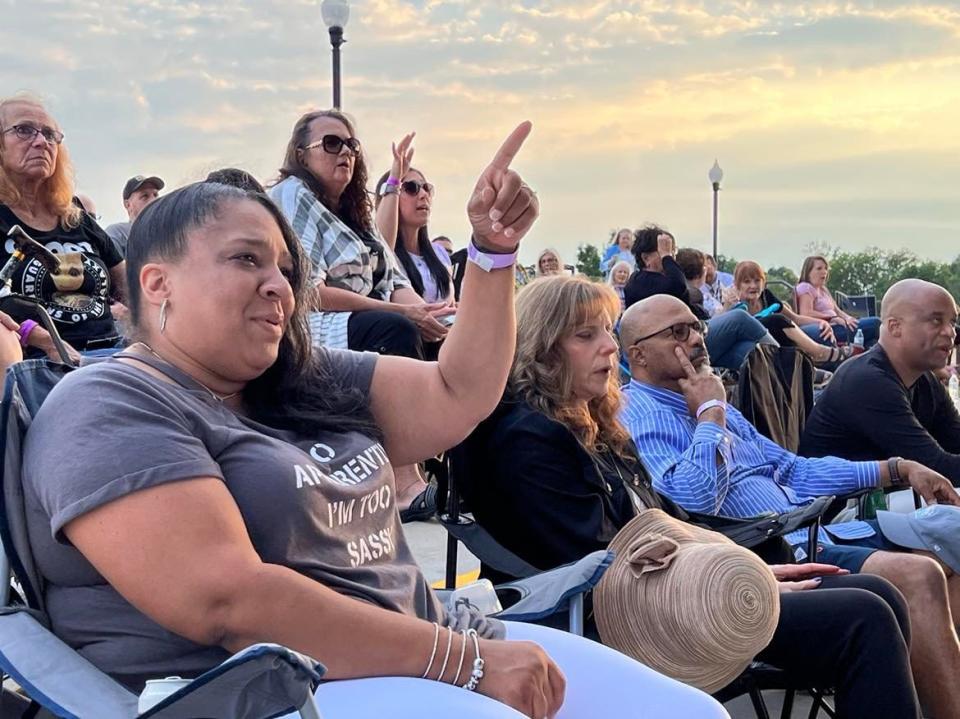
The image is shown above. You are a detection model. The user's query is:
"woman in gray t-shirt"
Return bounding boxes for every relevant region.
[22,126,726,718]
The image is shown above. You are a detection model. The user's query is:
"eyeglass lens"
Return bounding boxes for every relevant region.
[8,124,63,145]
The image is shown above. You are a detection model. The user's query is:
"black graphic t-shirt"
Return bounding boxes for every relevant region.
[0,203,122,348]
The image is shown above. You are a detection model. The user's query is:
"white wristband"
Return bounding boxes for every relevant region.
[696,399,726,420]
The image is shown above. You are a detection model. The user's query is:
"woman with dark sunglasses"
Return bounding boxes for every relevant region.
[270,110,452,520]
[374,155,454,305]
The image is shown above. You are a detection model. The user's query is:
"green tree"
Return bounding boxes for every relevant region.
[576,243,603,279]
[766,266,798,286]
[715,253,738,275]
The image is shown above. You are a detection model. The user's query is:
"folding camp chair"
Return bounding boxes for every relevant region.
[0,358,611,717]
[0,359,326,718]
[434,407,841,719]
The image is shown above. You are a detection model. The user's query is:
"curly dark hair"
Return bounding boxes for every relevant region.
[275,110,374,236]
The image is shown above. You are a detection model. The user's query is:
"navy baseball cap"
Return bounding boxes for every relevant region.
[122,175,164,200]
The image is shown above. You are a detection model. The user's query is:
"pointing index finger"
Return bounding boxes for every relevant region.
[488,121,532,173]
[674,346,699,379]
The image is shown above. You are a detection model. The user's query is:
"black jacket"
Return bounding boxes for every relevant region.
[463,398,684,581]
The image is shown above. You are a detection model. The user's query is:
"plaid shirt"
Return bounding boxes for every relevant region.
[270,176,410,348]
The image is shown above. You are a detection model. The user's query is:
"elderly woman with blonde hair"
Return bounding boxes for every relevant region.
[464,274,920,718]
[0,95,125,352]
[535,247,564,276]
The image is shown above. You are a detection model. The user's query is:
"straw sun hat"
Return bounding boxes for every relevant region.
[594,509,780,693]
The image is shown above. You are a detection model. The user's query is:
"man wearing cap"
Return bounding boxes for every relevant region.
[801,279,960,482]
[619,294,960,718]
[105,175,164,256]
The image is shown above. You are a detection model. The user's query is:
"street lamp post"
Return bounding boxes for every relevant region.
[709,159,724,260]
[321,0,350,109]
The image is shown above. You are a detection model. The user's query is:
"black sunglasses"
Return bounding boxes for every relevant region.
[401,180,434,197]
[632,320,707,345]
[303,134,361,156]
[2,124,64,145]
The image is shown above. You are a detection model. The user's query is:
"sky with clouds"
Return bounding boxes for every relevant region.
[4,0,959,269]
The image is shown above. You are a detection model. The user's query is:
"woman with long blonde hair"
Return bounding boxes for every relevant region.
[0,95,125,351]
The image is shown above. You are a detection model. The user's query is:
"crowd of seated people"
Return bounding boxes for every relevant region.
[6,86,960,719]
[465,274,919,717]
[619,293,960,717]
[10,117,751,718]
[623,227,776,370]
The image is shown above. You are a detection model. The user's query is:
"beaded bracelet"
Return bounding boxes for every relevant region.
[461,628,485,692]
[421,622,440,679]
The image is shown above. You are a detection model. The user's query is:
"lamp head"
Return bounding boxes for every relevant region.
[321,0,350,29]
[708,159,724,185]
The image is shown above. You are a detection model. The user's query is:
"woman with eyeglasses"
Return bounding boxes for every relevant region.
[374,154,454,305]
[269,110,451,520]
[536,248,564,276]
[0,95,125,354]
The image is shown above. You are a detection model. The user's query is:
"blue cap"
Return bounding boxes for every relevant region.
[876,504,960,574]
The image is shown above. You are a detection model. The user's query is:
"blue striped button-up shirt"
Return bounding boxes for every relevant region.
[620,379,880,522]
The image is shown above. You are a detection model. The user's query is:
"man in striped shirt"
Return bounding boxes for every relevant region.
[618,294,960,716]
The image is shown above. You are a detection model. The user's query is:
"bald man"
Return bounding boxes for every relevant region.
[619,294,960,717]
[800,279,960,482]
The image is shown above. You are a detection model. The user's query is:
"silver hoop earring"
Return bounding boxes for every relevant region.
[159,298,168,334]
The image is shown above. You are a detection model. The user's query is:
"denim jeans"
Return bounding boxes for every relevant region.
[706,309,775,369]
[802,317,880,348]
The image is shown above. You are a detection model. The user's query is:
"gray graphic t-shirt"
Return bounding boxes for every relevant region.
[23,348,501,690]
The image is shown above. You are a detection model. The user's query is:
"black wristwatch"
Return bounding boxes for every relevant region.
[888,457,904,486]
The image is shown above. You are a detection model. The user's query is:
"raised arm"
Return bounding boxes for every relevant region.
[373,132,415,251]
[370,122,538,463]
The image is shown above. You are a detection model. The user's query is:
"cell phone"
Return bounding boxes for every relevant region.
[438,314,456,327]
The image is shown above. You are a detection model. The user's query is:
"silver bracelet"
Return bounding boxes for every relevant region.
[436,626,455,681]
[451,629,469,685]
[421,622,440,679]
[461,628,485,691]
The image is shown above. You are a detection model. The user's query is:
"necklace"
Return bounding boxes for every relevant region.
[133,342,241,403]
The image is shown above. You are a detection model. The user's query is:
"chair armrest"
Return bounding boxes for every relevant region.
[141,644,325,719]
[491,550,613,632]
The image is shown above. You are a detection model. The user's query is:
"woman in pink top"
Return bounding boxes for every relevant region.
[796,255,880,347]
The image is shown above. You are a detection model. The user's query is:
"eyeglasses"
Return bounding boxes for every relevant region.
[632,320,707,345]
[2,124,64,146]
[303,134,361,156]
[401,180,434,197]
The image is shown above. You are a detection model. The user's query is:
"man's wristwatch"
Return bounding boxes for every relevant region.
[378,183,399,197]
[888,457,905,486]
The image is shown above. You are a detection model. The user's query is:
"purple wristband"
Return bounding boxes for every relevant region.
[386,176,400,187]
[17,320,38,348]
